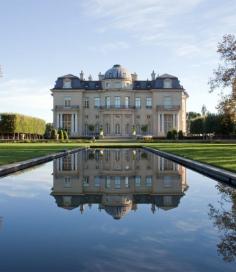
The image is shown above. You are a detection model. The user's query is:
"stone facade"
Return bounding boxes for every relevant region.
[51,64,188,137]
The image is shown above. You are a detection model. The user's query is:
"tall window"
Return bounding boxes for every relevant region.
[94,97,100,108]
[105,176,111,188]
[125,123,130,135]
[135,97,141,108]
[164,114,173,133]
[164,79,172,88]
[62,114,71,133]
[84,98,89,108]
[105,123,110,135]
[115,176,121,189]
[64,177,72,188]
[84,124,89,135]
[135,176,141,187]
[164,96,172,109]
[105,96,110,108]
[94,176,100,187]
[146,176,152,187]
[146,97,152,108]
[115,123,121,135]
[125,177,129,188]
[64,97,71,107]
[115,96,120,108]
[125,96,130,108]
[95,123,100,134]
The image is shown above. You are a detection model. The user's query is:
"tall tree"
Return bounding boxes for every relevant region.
[209,34,236,92]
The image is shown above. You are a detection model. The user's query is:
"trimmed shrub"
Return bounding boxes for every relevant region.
[63,130,69,140]
[178,130,184,139]
[51,128,58,140]
[166,131,172,139]
[0,113,46,136]
[172,129,178,139]
[58,129,64,140]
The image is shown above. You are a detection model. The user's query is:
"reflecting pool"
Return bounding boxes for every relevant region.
[0,148,236,271]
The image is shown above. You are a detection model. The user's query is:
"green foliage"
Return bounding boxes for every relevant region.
[141,125,148,133]
[190,113,235,135]
[190,118,204,134]
[0,113,45,135]
[166,131,173,139]
[187,112,201,120]
[63,130,69,140]
[178,130,184,139]
[51,128,58,140]
[88,125,95,132]
[58,129,64,140]
[44,123,53,139]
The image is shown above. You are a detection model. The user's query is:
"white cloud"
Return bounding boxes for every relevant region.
[0,78,52,122]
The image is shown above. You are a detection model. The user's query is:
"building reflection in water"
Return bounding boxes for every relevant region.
[51,149,188,220]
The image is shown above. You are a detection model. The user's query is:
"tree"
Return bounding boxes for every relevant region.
[187,112,201,120]
[209,34,236,93]
[44,123,53,139]
[190,118,204,134]
[208,184,236,262]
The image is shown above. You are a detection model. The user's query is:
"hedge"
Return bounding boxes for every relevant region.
[0,113,46,135]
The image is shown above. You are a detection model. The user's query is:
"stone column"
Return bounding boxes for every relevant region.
[60,113,63,128]
[176,113,179,131]
[56,113,60,129]
[75,113,78,133]
[71,114,75,134]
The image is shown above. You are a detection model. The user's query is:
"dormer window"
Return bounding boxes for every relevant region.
[164,79,172,88]
[63,78,72,88]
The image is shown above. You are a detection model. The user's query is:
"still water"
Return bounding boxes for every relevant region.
[0,148,236,272]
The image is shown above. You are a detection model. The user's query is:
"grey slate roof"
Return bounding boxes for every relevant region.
[52,66,184,90]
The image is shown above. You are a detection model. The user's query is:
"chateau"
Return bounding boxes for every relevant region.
[51,149,188,219]
[51,64,188,137]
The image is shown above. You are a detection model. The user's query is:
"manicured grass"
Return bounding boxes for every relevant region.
[0,143,87,166]
[0,142,236,173]
[147,143,236,173]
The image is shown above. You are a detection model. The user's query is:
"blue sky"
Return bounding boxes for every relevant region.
[0,0,236,122]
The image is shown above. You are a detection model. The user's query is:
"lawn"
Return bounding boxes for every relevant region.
[0,142,236,173]
[0,143,87,166]
[147,143,236,172]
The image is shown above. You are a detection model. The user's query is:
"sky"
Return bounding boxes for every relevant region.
[0,0,236,122]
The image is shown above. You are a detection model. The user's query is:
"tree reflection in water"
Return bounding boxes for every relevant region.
[209,183,236,262]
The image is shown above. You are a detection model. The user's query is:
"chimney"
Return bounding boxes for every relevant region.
[151,70,156,80]
[98,72,104,81]
[80,70,84,80]
[131,72,137,81]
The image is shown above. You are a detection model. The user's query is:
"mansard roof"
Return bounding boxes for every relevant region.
[52,70,184,90]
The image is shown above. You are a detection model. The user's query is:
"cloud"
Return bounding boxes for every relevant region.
[89,41,129,54]
[0,78,52,122]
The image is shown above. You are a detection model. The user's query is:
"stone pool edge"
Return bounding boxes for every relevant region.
[143,146,236,186]
[0,147,86,178]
